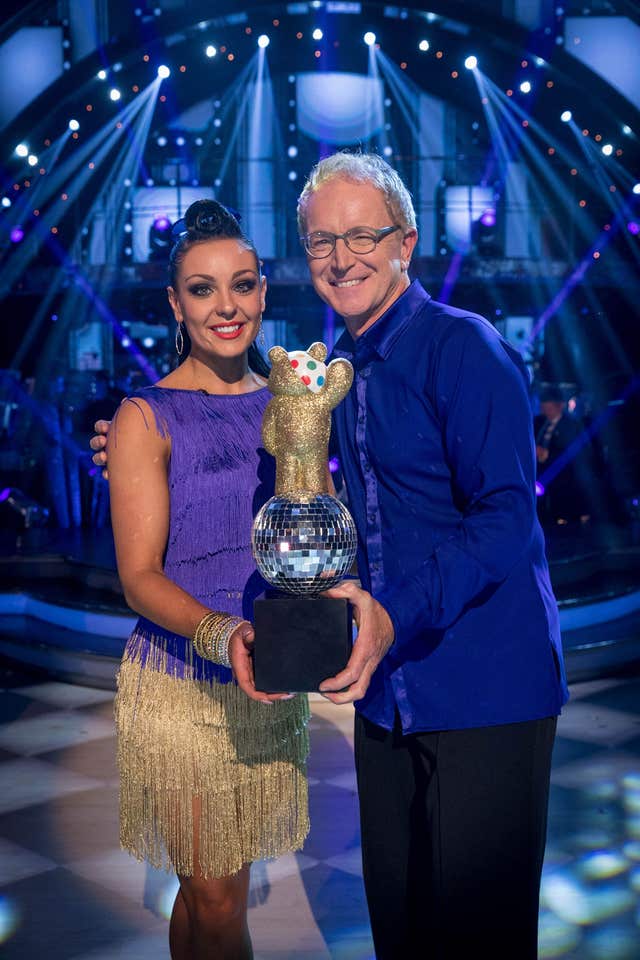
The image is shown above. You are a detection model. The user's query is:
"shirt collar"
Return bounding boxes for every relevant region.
[332,280,430,366]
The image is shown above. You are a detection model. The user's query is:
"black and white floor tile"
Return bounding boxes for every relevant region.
[0,663,639,959]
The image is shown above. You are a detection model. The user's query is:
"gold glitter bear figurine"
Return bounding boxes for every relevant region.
[263,342,353,496]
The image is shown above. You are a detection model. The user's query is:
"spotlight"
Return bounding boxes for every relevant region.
[142,336,156,348]
[364,32,376,46]
[157,64,170,79]
[383,145,393,157]
[312,28,323,40]
[148,215,172,260]
[257,34,270,48]
[109,88,121,101]
[633,183,640,194]
[601,143,613,156]
[472,208,501,255]
[519,80,532,93]
[97,69,107,80]
[560,110,572,122]
[15,143,28,157]
[176,136,186,146]
[27,155,38,166]
[206,45,217,57]
[464,55,478,70]
[10,226,24,243]
[419,40,430,52]
[287,145,298,158]
[68,119,80,131]
[1,197,11,208]
[628,221,639,236]
[288,171,297,181]
[622,124,632,135]
[157,135,167,147]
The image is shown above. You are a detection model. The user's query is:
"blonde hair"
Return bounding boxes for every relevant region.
[297,152,417,235]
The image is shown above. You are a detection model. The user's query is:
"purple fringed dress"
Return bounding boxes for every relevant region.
[113,386,310,880]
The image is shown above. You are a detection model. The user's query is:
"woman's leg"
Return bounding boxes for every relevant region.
[169,887,192,960]
[178,866,252,960]
[174,795,253,960]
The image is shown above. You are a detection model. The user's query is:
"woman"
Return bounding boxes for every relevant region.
[106,199,310,960]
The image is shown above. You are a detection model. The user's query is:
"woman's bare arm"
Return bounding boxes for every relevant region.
[107,399,209,637]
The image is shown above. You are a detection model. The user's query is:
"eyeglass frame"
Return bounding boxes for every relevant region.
[300,224,401,259]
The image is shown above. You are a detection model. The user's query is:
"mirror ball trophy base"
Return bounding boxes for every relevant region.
[253,595,353,693]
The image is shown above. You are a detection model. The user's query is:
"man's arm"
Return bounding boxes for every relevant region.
[376,323,537,648]
[319,323,537,703]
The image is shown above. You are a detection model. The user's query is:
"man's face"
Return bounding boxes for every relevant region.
[541,400,564,420]
[302,178,417,337]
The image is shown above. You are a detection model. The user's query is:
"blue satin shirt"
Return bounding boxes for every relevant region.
[331,280,569,734]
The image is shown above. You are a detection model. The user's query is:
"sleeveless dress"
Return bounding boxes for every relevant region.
[113,386,310,879]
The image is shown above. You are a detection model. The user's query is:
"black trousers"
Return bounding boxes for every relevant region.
[354,711,557,960]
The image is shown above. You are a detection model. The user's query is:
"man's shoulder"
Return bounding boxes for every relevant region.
[415,297,499,353]
[424,297,493,331]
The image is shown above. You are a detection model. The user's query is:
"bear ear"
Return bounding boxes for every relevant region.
[268,345,288,364]
[307,341,328,361]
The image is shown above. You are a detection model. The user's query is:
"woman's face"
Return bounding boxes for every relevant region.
[168,237,266,364]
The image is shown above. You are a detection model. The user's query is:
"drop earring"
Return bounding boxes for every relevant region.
[258,318,267,350]
[175,322,184,356]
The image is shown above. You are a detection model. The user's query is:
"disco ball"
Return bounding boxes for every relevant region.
[252,492,357,596]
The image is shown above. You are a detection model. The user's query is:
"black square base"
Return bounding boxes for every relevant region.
[253,596,353,693]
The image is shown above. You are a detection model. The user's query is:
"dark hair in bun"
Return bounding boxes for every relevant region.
[168,199,259,285]
[168,199,268,376]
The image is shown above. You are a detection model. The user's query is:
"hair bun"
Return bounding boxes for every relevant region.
[183,199,241,236]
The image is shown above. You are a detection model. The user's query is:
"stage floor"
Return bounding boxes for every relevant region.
[0,659,639,959]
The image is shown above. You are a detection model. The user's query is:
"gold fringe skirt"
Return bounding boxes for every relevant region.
[114,654,310,879]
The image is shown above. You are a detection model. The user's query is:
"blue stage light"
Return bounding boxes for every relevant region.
[561,110,572,123]
[157,65,170,79]
[364,32,376,46]
[464,56,478,70]
[258,34,270,48]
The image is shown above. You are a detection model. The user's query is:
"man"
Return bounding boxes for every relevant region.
[92,153,567,959]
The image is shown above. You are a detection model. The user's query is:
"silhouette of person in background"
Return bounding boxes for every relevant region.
[535,384,593,524]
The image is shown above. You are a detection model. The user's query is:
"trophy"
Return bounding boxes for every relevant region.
[251,342,357,692]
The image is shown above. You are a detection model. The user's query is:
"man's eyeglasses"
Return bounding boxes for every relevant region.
[300,224,400,259]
